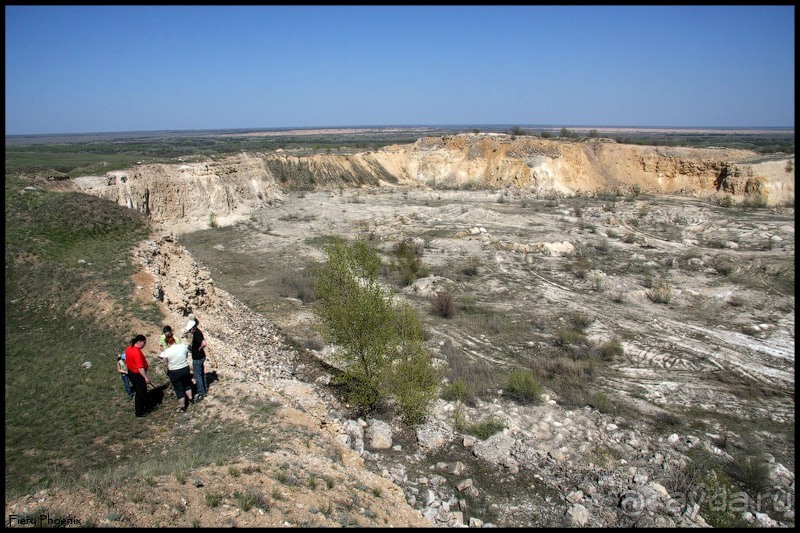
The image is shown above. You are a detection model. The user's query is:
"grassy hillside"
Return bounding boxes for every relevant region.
[4,174,160,496]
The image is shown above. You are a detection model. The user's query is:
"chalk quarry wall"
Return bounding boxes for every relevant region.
[71,133,794,233]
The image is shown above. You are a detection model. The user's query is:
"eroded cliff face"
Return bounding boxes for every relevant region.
[71,134,794,232]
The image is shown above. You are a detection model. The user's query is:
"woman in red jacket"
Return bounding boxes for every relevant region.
[125,335,152,418]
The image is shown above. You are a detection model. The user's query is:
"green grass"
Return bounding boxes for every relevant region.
[3,178,268,499]
[5,151,154,178]
[5,177,163,496]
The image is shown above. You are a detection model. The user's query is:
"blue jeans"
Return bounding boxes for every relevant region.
[121,373,133,397]
[193,357,207,396]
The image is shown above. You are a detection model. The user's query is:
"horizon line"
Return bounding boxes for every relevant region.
[6,124,796,138]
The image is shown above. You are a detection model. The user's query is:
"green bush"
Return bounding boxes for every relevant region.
[504,369,543,404]
[391,353,442,425]
[599,338,624,361]
[555,327,584,347]
[392,239,427,286]
[463,417,505,440]
[441,378,470,403]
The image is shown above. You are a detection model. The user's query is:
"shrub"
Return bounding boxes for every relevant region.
[599,338,624,361]
[555,327,583,347]
[392,239,427,286]
[205,491,224,508]
[441,378,470,403]
[741,194,768,209]
[504,369,543,404]
[570,312,594,331]
[390,303,442,425]
[432,291,455,319]
[463,417,505,440]
[462,256,480,277]
[727,453,770,497]
[391,352,442,426]
[588,393,616,415]
[646,283,673,304]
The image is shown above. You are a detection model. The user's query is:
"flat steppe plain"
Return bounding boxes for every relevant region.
[180,187,795,469]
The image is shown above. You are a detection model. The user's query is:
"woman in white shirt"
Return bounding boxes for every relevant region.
[160,342,194,412]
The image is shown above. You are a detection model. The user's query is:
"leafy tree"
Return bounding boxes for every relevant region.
[315,238,440,421]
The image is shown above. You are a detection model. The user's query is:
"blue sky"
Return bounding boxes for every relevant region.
[5,5,795,135]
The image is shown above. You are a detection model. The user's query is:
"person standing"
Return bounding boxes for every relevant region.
[159,325,176,352]
[125,334,152,418]
[160,341,193,412]
[183,319,208,401]
[117,353,134,400]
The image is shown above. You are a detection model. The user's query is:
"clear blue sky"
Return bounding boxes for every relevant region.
[5,5,795,135]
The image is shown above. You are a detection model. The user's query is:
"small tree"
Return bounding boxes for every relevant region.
[315,238,439,420]
[315,238,395,411]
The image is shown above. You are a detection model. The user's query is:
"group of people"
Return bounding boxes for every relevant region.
[116,316,211,418]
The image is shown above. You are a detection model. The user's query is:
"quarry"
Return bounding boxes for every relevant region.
[8,131,794,527]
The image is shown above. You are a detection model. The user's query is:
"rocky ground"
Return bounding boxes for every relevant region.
[171,186,793,527]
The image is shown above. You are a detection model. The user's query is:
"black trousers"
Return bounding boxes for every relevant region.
[129,372,148,417]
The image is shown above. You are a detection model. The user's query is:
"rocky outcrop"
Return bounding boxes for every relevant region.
[71,134,794,235]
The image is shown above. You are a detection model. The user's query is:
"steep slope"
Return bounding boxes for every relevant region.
[70,134,794,234]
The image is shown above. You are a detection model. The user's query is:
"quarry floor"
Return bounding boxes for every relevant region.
[179,187,795,470]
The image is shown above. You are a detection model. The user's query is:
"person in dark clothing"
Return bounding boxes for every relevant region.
[183,319,208,401]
